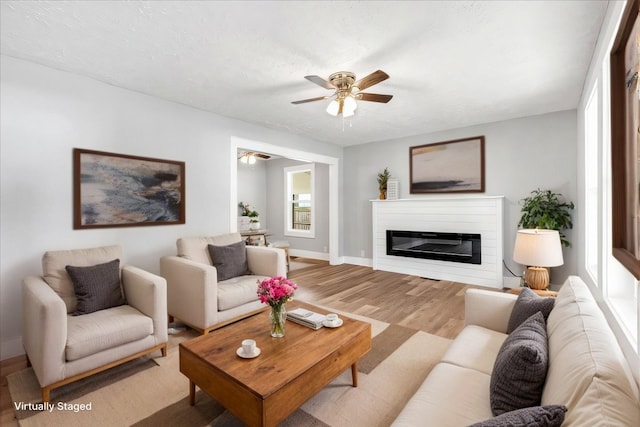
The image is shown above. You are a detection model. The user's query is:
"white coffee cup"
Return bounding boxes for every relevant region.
[326,313,339,324]
[242,339,256,355]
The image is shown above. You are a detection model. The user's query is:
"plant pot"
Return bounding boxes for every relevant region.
[379,190,387,200]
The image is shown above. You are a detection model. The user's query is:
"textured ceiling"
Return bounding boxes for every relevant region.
[0,1,608,146]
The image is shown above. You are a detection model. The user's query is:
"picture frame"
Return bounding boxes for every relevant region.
[73,148,185,229]
[409,136,485,193]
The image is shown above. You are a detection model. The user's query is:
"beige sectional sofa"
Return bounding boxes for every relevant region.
[392,276,640,426]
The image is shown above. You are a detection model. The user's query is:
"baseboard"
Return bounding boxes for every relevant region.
[342,256,373,267]
[288,249,330,261]
[1,336,24,361]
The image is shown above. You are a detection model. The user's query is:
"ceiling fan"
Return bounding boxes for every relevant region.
[238,151,271,164]
[291,70,393,117]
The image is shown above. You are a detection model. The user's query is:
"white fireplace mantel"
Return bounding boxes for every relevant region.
[372,196,504,288]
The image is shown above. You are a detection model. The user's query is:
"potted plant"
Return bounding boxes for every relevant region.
[377,167,391,200]
[247,209,260,230]
[518,189,575,247]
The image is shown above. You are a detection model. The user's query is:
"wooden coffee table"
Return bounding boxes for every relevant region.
[179,301,372,427]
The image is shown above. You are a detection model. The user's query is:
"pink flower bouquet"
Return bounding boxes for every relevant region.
[257,276,298,307]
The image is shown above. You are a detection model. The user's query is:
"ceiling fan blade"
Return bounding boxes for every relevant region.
[255,153,271,159]
[304,75,336,90]
[356,93,393,103]
[353,70,389,91]
[291,95,332,104]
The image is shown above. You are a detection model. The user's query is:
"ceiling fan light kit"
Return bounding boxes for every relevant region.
[292,69,393,118]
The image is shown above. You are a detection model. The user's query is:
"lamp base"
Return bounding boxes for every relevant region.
[525,267,549,290]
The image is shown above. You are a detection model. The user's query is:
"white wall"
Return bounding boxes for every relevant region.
[266,158,330,255]
[237,157,268,227]
[0,56,343,359]
[342,110,578,283]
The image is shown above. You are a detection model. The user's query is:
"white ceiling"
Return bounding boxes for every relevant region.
[0,1,609,147]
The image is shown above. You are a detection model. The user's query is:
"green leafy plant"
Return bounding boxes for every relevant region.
[239,202,259,223]
[377,167,390,191]
[518,189,574,247]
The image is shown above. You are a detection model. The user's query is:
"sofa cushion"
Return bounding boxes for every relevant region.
[66,304,153,361]
[507,287,554,334]
[42,245,122,313]
[542,276,640,426]
[177,233,242,265]
[392,362,494,426]
[490,311,548,415]
[66,259,126,315]
[468,404,567,427]
[217,275,267,311]
[208,241,250,281]
[441,325,507,375]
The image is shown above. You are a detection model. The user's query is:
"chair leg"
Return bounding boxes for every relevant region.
[168,314,174,324]
[42,386,51,404]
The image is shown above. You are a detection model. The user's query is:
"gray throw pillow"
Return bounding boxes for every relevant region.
[66,259,126,315]
[507,287,555,334]
[490,311,549,416]
[207,241,249,281]
[468,404,567,427]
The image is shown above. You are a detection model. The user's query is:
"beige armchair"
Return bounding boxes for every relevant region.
[22,245,168,403]
[160,232,287,334]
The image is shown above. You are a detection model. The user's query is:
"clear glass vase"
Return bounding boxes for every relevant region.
[270,304,286,338]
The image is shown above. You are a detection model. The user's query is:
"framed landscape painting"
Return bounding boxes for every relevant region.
[409,136,485,193]
[73,149,185,229]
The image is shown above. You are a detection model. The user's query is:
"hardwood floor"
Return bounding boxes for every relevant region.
[0,262,493,425]
[289,261,488,339]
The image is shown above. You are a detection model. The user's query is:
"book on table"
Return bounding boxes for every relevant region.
[287,308,326,330]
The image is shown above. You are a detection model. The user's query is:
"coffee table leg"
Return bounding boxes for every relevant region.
[351,362,358,387]
[189,380,196,406]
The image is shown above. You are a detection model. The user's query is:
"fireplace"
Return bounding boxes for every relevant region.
[386,230,481,264]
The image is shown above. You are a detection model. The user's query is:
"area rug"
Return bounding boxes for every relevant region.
[8,311,451,427]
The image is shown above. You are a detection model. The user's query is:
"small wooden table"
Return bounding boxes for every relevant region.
[179,301,372,427]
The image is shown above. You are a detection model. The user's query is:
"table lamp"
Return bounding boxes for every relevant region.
[513,229,564,290]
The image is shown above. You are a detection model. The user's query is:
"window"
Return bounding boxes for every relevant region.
[284,164,315,238]
[585,82,600,282]
[610,0,640,279]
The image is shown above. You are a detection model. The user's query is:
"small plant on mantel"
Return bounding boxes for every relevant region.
[377,167,391,200]
[518,188,575,247]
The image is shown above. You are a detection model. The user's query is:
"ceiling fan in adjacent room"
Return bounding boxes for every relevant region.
[291,70,393,117]
[238,151,271,164]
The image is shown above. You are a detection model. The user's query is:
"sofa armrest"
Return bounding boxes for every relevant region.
[22,276,67,387]
[122,266,168,344]
[160,256,219,330]
[246,246,287,277]
[465,289,517,333]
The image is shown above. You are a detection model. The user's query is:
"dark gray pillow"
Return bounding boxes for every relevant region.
[468,404,567,427]
[490,311,549,415]
[207,241,249,281]
[507,287,555,334]
[66,259,126,315]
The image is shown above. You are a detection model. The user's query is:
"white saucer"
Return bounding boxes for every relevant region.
[323,318,343,328]
[236,347,261,359]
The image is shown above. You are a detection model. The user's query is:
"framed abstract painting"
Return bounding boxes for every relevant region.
[73,148,185,229]
[409,136,485,193]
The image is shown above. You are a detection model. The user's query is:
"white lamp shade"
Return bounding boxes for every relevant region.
[326,99,340,116]
[513,229,564,267]
[343,96,357,113]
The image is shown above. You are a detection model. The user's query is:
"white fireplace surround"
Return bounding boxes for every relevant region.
[372,196,504,288]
